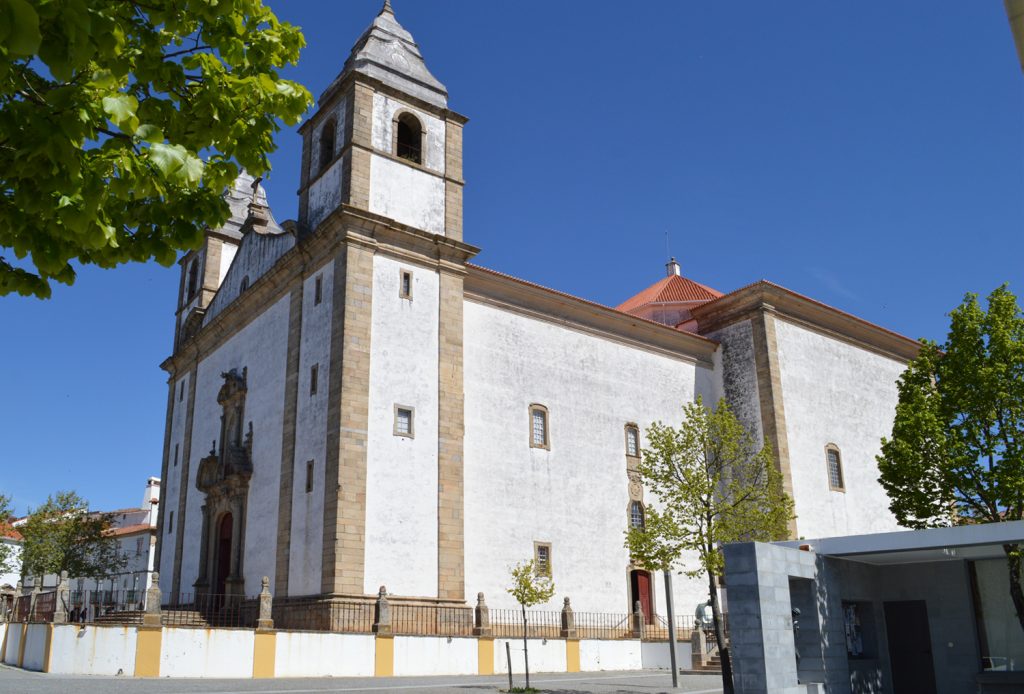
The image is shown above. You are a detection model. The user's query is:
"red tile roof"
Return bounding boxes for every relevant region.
[0,521,22,541]
[106,524,154,538]
[616,274,724,313]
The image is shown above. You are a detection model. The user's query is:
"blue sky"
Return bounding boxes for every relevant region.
[1,1,1021,516]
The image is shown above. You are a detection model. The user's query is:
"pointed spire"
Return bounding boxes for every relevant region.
[381,0,393,15]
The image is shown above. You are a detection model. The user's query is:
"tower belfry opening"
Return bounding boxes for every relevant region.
[396,113,422,164]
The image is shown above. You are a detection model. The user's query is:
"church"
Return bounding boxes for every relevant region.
[154,1,921,620]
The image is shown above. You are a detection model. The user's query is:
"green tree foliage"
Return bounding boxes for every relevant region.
[19,491,125,580]
[0,493,16,577]
[878,284,1024,633]
[506,559,555,690]
[0,0,312,298]
[625,397,794,694]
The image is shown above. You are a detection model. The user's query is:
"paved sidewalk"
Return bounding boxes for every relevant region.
[0,665,724,694]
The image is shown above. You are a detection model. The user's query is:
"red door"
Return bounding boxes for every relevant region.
[637,571,653,624]
[215,513,233,596]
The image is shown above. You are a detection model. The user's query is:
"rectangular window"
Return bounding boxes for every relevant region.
[305,460,314,493]
[314,274,323,305]
[534,542,552,576]
[399,270,413,300]
[530,406,549,449]
[173,443,179,468]
[827,448,845,491]
[167,510,174,534]
[626,425,639,457]
[179,381,185,402]
[310,364,319,396]
[394,405,414,437]
[135,537,143,557]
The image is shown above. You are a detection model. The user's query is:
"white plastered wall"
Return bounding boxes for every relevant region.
[159,370,191,595]
[48,625,137,676]
[364,255,440,597]
[160,627,254,678]
[368,93,446,235]
[393,636,477,676]
[288,261,334,596]
[773,318,905,538]
[306,95,348,232]
[218,242,238,285]
[463,300,713,615]
[180,296,290,595]
[274,632,375,677]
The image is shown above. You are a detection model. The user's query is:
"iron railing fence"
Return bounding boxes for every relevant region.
[271,598,374,634]
[391,603,474,637]
[488,609,638,640]
[641,614,698,641]
[161,592,258,629]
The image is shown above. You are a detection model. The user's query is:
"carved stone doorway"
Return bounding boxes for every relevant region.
[215,513,233,596]
[630,569,654,624]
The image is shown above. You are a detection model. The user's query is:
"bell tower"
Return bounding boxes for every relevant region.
[297,0,465,241]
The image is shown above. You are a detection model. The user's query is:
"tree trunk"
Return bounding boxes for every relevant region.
[1004,544,1024,635]
[522,603,530,689]
[708,571,734,694]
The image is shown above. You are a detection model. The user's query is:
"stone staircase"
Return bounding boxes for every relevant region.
[690,648,722,673]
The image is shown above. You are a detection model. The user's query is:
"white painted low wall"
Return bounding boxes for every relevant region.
[640,640,693,670]
[393,636,477,677]
[22,624,49,671]
[580,638,642,671]
[494,637,567,675]
[274,631,375,677]
[160,627,254,678]
[2,623,19,665]
[49,624,136,676]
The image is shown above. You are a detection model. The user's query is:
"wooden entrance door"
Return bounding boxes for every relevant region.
[884,600,937,694]
[630,570,654,624]
[215,513,233,596]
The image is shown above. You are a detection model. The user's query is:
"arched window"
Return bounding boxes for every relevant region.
[630,501,645,529]
[318,119,336,172]
[240,275,250,293]
[825,444,845,491]
[187,260,199,301]
[395,112,422,164]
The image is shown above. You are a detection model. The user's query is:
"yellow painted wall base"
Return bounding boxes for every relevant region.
[17,623,27,668]
[252,631,276,678]
[566,639,580,673]
[0,623,9,664]
[374,635,394,677]
[41,624,53,673]
[477,638,494,675]
[134,627,162,677]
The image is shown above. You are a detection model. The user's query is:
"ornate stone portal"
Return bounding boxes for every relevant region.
[194,368,253,598]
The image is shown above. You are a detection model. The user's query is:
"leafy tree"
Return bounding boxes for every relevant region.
[506,559,555,691]
[0,493,17,578]
[625,397,794,694]
[878,284,1024,634]
[19,491,125,580]
[0,0,312,298]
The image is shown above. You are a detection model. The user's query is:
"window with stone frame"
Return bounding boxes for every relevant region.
[314,274,323,305]
[187,260,199,301]
[826,445,845,491]
[530,405,549,449]
[395,112,423,164]
[625,424,640,458]
[400,269,413,300]
[630,501,645,529]
[318,118,336,173]
[305,460,314,494]
[310,363,319,396]
[394,405,414,438]
[534,542,552,576]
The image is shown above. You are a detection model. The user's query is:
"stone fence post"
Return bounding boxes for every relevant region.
[691,625,708,668]
[29,581,40,622]
[52,571,70,624]
[143,571,162,627]
[373,585,392,635]
[630,600,643,638]
[257,576,274,630]
[560,597,577,638]
[473,592,491,636]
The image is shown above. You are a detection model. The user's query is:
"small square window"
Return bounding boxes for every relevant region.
[534,542,552,576]
[305,460,315,494]
[314,274,323,305]
[394,405,414,438]
[530,405,549,449]
[310,364,319,396]
[399,270,413,300]
[625,425,639,457]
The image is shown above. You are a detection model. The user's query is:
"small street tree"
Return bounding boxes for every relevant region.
[0,493,17,577]
[626,397,794,694]
[878,284,1024,635]
[506,559,555,691]
[19,491,125,581]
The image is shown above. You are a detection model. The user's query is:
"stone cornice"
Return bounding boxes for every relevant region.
[162,206,479,375]
[691,281,922,363]
[464,265,719,367]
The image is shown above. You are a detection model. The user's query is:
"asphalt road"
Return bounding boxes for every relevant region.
[0,665,725,694]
